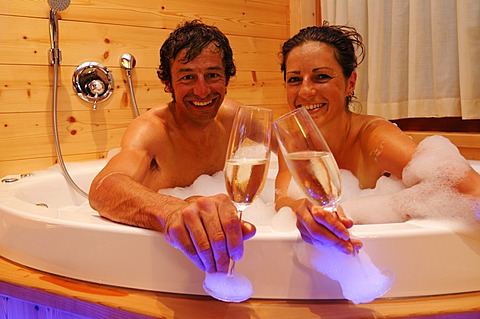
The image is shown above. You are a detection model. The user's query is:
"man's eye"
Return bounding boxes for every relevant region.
[207,73,221,79]
[181,75,195,81]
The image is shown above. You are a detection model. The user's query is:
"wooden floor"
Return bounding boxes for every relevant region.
[0,256,479,319]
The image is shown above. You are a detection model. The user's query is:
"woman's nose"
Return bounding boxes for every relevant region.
[298,80,317,98]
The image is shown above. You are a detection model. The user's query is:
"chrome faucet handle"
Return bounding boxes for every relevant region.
[92,93,99,110]
[87,80,105,110]
[72,62,114,107]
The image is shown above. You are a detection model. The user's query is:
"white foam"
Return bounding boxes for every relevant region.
[341,136,479,233]
[271,207,297,232]
[294,242,394,304]
[403,135,471,186]
[159,171,225,199]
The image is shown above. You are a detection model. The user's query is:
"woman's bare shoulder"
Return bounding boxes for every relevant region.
[355,114,406,138]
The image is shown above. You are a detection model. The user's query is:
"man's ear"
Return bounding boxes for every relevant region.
[164,83,173,93]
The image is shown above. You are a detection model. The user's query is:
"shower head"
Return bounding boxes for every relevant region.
[48,0,70,12]
[48,0,70,65]
[120,53,137,71]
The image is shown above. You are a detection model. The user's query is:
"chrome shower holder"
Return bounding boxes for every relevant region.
[72,62,114,110]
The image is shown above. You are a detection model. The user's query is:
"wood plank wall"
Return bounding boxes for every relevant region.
[2,0,475,177]
[0,0,297,176]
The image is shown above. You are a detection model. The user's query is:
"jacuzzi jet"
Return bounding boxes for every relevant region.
[1,177,19,184]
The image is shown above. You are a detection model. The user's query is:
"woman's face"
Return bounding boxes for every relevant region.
[284,41,356,125]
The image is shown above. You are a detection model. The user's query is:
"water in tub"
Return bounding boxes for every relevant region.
[160,135,480,304]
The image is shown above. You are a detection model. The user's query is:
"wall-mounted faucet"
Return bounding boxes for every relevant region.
[72,62,114,110]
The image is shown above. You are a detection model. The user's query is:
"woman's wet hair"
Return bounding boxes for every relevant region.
[280,21,365,109]
[157,20,236,91]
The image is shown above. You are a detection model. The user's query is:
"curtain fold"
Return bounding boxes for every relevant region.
[321,0,480,119]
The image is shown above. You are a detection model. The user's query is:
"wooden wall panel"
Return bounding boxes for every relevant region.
[407,132,480,161]
[2,0,289,39]
[0,0,290,176]
[1,15,286,71]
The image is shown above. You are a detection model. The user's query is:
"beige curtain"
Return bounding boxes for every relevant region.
[321,0,480,119]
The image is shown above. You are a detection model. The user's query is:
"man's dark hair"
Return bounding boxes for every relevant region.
[157,20,236,91]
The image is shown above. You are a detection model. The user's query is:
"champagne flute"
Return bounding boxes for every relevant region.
[273,107,350,247]
[203,105,272,303]
[273,107,395,303]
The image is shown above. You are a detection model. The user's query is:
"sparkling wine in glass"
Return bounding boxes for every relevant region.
[203,105,272,303]
[274,108,341,211]
[273,107,356,249]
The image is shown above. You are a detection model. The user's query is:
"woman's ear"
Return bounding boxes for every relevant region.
[347,70,357,95]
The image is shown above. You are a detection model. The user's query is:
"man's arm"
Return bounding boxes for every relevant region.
[89,147,176,231]
[88,114,255,273]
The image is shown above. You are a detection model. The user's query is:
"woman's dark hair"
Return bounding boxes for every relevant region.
[157,20,236,91]
[280,21,365,108]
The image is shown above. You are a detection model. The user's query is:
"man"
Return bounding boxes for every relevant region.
[89,20,255,273]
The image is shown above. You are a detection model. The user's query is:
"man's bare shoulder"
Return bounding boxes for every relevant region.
[141,104,172,121]
[216,98,242,124]
[218,98,241,115]
[121,104,173,148]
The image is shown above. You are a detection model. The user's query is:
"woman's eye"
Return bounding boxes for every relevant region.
[286,76,301,84]
[315,74,332,81]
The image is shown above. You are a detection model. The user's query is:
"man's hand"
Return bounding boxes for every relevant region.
[161,194,256,273]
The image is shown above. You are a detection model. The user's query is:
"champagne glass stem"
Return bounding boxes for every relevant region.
[227,207,245,277]
[329,205,357,255]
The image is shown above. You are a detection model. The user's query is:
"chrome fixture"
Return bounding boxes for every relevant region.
[1,177,19,184]
[120,53,136,71]
[72,62,114,110]
[48,0,88,199]
[120,53,140,117]
[48,0,70,66]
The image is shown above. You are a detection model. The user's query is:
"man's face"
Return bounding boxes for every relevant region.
[169,43,227,123]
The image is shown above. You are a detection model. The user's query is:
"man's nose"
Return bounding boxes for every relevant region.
[193,77,211,97]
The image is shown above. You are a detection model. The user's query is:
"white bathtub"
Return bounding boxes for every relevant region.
[0,158,479,300]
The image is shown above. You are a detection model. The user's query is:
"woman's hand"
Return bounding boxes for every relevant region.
[291,198,362,254]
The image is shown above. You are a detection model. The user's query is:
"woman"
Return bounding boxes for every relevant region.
[275,22,480,254]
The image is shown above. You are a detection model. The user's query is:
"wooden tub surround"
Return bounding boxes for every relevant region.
[1,256,479,319]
